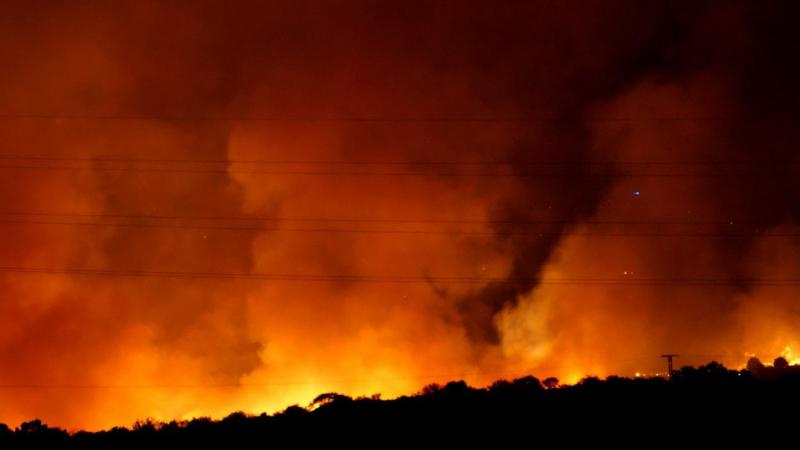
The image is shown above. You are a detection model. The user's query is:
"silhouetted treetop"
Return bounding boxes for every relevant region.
[4,359,800,448]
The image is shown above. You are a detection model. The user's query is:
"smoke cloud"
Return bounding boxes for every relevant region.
[0,0,799,429]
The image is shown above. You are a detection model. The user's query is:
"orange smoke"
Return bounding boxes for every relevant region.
[1,0,799,431]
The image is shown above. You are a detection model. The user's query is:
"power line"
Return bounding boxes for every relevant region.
[0,211,778,226]
[2,266,800,285]
[0,113,789,123]
[0,164,798,177]
[0,218,791,238]
[1,155,799,166]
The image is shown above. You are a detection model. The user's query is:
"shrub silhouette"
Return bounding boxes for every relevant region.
[747,356,765,373]
[4,360,800,447]
[542,376,560,389]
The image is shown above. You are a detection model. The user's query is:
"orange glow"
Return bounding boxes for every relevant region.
[0,1,797,432]
[781,347,800,365]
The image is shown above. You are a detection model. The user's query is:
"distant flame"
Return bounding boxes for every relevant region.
[781,347,800,366]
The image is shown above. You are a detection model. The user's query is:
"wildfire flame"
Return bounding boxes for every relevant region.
[781,347,800,366]
[0,0,798,432]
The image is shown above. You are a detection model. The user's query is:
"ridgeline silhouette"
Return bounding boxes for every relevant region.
[3,357,798,448]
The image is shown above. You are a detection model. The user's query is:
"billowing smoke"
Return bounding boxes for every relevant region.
[0,0,799,430]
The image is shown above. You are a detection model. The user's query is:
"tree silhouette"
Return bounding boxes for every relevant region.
[773,356,789,369]
[543,377,560,389]
[4,359,800,447]
[747,356,765,373]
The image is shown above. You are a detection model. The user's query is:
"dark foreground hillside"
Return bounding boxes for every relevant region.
[3,360,799,448]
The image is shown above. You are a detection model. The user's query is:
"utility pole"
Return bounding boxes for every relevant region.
[661,354,679,379]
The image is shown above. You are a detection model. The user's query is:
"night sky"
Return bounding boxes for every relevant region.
[1,0,799,430]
